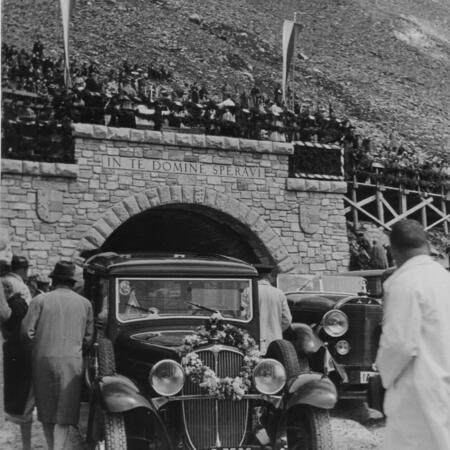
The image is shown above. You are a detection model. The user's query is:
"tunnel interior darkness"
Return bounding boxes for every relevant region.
[101,204,273,265]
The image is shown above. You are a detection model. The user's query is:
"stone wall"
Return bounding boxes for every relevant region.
[0,124,350,276]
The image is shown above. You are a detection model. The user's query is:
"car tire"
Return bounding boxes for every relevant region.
[91,339,128,450]
[103,412,127,450]
[266,339,309,379]
[98,338,116,376]
[286,405,333,450]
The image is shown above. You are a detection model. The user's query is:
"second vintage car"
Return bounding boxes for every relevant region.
[279,274,383,399]
[83,253,338,449]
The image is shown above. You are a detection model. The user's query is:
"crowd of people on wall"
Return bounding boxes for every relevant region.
[2,42,449,192]
[1,42,358,161]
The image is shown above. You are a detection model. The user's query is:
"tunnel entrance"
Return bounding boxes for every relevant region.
[101,204,274,265]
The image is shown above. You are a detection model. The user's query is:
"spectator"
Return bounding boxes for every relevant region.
[256,264,292,354]
[22,261,94,450]
[376,220,450,449]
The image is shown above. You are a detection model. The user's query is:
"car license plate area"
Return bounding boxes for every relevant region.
[360,371,376,384]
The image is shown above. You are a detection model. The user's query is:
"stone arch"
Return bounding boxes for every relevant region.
[79,185,295,272]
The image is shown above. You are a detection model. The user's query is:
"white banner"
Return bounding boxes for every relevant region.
[282,20,302,104]
[60,0,72,88]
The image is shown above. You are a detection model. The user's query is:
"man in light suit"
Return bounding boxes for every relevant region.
[376,219,450,450]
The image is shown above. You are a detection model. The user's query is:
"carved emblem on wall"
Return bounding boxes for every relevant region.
[36,189,63,223]
[299,204,321,234]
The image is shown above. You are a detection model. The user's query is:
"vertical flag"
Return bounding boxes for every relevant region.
[60,0,72,88]
[282,20,302,103]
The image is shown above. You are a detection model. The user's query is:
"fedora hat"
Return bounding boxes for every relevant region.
[49,261,77,282]
[254,263,274,275]
[11,255,30,270]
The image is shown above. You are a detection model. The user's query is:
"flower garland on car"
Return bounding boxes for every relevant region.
[179,313,261,400]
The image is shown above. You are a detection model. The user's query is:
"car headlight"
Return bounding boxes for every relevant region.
[322,310,349,337]
[149,359,184,396]
[253,359,286,395]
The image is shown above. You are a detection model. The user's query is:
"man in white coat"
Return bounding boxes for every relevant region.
[256,264,292,354]
[376,219,450,450]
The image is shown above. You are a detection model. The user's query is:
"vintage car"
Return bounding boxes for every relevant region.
[340,268,395,300]
[279,274,383,399]
[83,252,338,450]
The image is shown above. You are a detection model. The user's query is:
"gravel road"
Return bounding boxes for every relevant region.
[0,402,384,449]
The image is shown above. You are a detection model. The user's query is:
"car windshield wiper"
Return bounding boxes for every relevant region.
[126,303,152,314]
[185,301,220,315]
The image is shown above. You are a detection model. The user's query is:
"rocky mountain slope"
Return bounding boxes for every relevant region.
[2,0,450,159]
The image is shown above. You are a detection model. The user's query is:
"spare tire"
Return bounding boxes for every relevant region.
[266,339,301,381]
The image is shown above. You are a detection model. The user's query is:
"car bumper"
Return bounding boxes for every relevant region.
[152,393,282,410]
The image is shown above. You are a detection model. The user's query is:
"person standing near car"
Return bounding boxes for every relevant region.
[256,264,292,354]
[1,255,34,450]
[376,219,450,450]
[22,261,94,450]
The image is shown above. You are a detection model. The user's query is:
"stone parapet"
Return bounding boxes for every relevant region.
[72,123,294,155]
[1,159,78,178]
[286,178,347,194]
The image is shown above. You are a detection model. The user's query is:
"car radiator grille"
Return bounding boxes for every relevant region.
[182,346,249,450]
[336,303,383,367]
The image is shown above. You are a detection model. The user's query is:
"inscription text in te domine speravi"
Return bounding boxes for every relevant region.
[103,156,266,178]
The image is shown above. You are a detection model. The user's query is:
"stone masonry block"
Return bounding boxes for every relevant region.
[22,161,40,175]
[135,192,151,211]
[193,186,205,204]
[112,202,131,223]
[257,140,273,153]
[145,188,160,207]
[329,181,347,193]
[238,139,258,153]
[92,125,108,139]
[223,137,240,151]
[123,196,141,216]
[56,164,78,178]
[191,134,205,148]
[2,159,23,174]
[161,131,176,145]
[144,130,163,143]
[72,123,94,137]
[182,185,194,203]
[84,227,105,247]
[102,209,122,229]
[107,127,131,141]
[204,189,217,207]
[93,218,114,238]
[170,186,182,203]
[244,209,260,227]
[129,129,145,142]
[278,257,295,273]
[39,162,57,176]
[272,142,294,155]
[260,226,277,244]
[205,135,224,149]
[234,201,251,223]
[305,179,320,192]
[158,186,171,204]
[79,237,97,252]
[252,218,268,234]
[175,133,192,147]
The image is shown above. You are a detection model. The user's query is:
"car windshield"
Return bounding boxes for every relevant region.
[116,278,252,322]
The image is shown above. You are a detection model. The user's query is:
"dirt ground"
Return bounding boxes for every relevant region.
[0,403,384,449]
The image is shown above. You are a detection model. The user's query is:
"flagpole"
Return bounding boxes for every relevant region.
[292,12,297,109]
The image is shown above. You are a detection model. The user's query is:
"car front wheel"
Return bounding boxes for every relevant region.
[284,405,333,450]
[103,412,127,450]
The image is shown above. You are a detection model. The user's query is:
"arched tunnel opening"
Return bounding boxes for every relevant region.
[101,204,274,266]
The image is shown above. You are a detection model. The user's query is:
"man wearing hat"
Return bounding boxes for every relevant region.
[2,255,32,305]
[1,254,34,450]
[255,264,292,354]
[22,261,93,450]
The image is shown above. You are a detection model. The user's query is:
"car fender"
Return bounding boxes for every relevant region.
[99,374,154,413]
[291,322,323,354]
[287,372,337,410]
